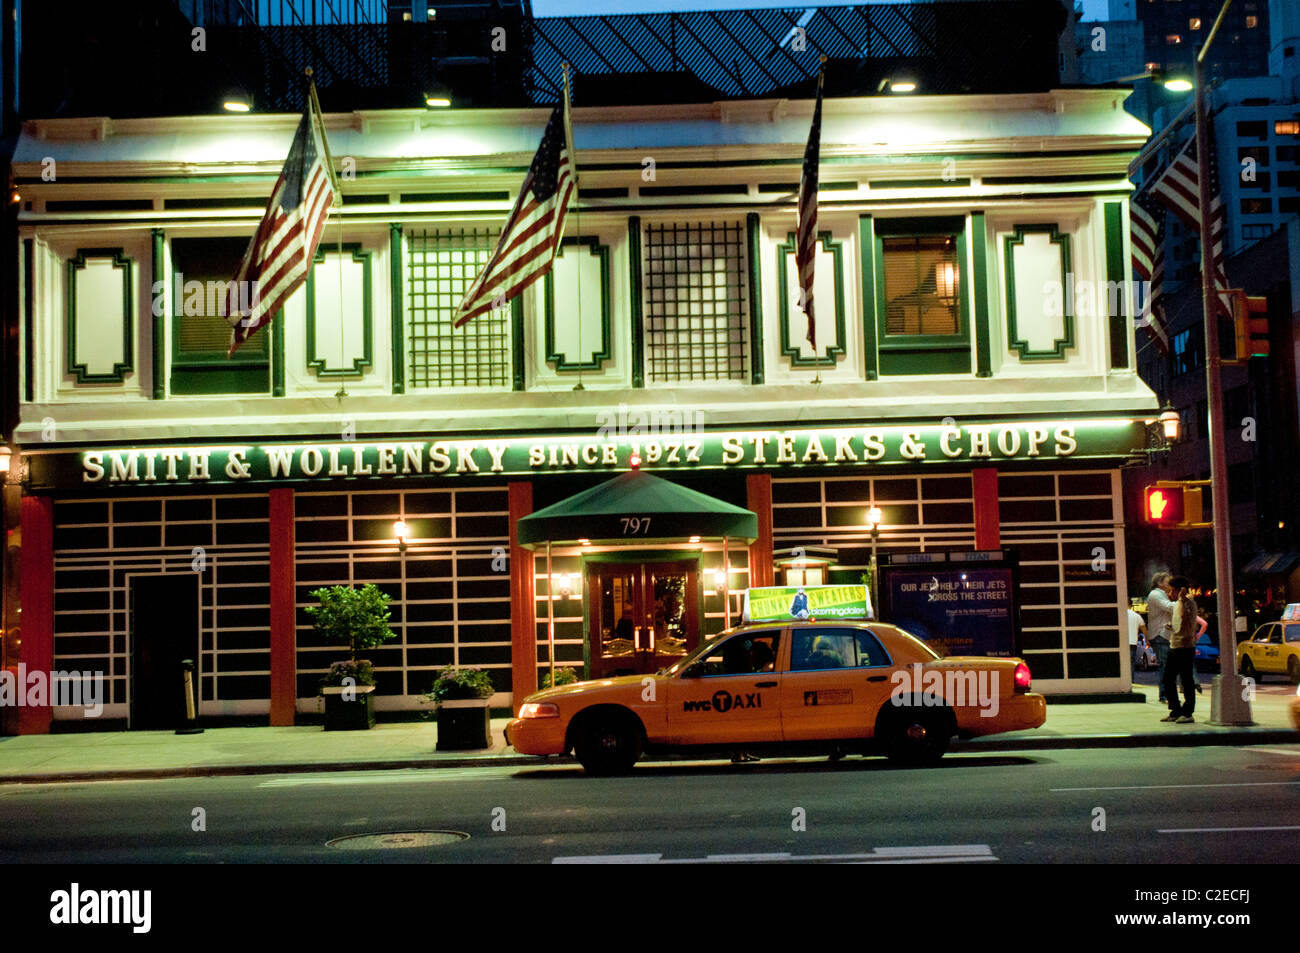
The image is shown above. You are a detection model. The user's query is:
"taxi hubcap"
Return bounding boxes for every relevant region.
[905,723,928,741]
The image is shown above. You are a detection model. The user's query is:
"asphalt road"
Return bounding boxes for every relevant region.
[1,744,1298,865]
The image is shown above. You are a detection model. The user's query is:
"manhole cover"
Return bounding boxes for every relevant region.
[325,831,469,850]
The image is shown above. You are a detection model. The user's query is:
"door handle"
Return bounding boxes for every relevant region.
[755,681,777,688]
[867,675,888,682]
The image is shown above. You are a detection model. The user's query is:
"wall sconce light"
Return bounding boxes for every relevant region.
[393,520,409,553]
[866,506,883,531]
[713,569,727,593]
[552,573,579,599]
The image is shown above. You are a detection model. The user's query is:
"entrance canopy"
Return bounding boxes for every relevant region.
[516,470,758,548]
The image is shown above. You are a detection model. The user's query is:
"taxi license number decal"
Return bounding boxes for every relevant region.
[803,689,853,706]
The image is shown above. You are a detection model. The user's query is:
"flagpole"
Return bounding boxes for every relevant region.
[305,69,348,401]
[562,62,584,391]
[1193,2,1250,725]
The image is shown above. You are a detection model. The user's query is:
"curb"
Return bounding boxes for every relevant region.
[1,728,1294,784]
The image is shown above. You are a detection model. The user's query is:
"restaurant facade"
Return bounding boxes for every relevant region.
[6,87,1159,731]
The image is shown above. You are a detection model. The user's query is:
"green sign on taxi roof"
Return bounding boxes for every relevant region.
[743,585,874,623]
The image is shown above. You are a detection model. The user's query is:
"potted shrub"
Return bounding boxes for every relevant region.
[539,667,580,689]
[423,667,495,750]
[306,584,396,731]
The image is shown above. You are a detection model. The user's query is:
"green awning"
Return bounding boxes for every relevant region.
[516,470,758,547]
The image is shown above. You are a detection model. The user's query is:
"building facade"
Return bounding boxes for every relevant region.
[7,87,1159,731]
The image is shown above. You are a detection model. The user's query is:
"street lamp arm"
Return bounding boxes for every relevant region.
[1199,0,1234,65]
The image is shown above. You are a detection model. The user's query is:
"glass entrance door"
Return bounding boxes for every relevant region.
[589,562,699,677]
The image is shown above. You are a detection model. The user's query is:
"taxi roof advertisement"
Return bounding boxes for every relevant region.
[743,585,874,623]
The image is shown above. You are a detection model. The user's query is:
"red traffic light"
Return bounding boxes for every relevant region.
[1144,485,1185,524]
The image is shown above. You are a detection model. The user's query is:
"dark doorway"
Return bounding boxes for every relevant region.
[130,574,200,730]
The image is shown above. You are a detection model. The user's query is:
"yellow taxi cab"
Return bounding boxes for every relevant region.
[1237,617,1300,684]
[506,618,1047,774]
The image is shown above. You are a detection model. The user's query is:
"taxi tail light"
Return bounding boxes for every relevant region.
[1013,662,1032,692]
[518,702,560,719]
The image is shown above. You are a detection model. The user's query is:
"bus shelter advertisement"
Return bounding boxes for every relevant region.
[884,567,1017,657]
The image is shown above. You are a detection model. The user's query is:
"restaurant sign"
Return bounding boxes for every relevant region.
[28,419,1146,490]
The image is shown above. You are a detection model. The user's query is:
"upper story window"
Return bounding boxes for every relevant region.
[405,227,510,388]
[882,234,961,337]
[868,215,970,376]
[1275,120,1300,136]
[170,236,269,396]
[643,220,749,383]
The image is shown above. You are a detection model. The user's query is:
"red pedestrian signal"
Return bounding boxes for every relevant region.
[1144,485,1185,524]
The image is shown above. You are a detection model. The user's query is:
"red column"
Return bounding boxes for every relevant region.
[268,488,296,726]
[973,467,1001,550]
[746,474,774,588]
[19,495,53,734]
[508,482,536,711]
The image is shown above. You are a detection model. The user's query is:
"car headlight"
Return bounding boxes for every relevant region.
[518,703,560,719]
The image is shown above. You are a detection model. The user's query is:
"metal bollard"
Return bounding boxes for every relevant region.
[175,658,204,735]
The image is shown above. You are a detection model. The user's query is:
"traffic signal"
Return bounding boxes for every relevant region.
[1231,290,1269,360]
[1144,485,1185,525]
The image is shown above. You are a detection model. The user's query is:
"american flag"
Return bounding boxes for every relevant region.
[1147,136,1232,319]
[225,83,339,357]
[1130,191,1168,353]
[455,95,575,327]
[795,72,824,350]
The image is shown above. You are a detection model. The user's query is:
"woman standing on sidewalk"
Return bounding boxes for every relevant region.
[1146,572,1175,703]
[1161,576,1199,724]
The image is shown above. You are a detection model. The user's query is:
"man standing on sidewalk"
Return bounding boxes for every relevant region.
[1146,572,1175,703]
[1161,576,1199,723]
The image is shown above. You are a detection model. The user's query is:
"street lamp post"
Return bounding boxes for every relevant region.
[866,506,882,618]
[1195,1,1252,724]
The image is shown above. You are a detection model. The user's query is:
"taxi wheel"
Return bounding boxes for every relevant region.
[573,712,643,776]
[883,709,951,767]
[1288,657,1300,685]
[1240,656,1255,681]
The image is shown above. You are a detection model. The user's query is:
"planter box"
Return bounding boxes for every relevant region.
[321,685,376,731]
[436,698,492,750]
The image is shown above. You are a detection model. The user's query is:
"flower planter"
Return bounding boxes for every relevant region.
[436,698,492,750]
[321,685,376,731]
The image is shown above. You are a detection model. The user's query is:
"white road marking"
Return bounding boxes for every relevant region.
[1159,825,1300,833]
[1245,747,1300,757]
[1050,780,1300,792]
[554,845,997,864]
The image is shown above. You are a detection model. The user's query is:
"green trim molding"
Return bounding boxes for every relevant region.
[858,215,878,380]
[1003,223,1075,361]
[971,212,992,378]
[628,216,645,388]
[151,229,165,398]
[871,216,971,376]
[1104,201,1129,369]
[66,247,134,384]
[746,212,765,385]
[511,296,525,392]
[390,223,405,394]
[542,236,613,372]
[305,243,374,378]
[776,230,846,367]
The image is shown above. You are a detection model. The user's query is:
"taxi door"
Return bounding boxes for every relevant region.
[780,626,894,742]
[664,629,783,745]
[1244,624,1279,673]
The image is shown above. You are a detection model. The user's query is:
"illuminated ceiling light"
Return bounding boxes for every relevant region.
[889,81,917,94]
[578,538,591,546]
[424,84,452,108]
[222,90,253,113]
[689,535,701,543]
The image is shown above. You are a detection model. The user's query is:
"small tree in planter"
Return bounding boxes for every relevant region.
[307,584,396,730]
[422,667,495,750]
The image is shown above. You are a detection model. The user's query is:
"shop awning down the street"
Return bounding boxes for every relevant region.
[515,469,758,548]
[1240,551,1300,575]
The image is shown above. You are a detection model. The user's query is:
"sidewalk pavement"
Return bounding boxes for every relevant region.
[0,684,1295,784]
